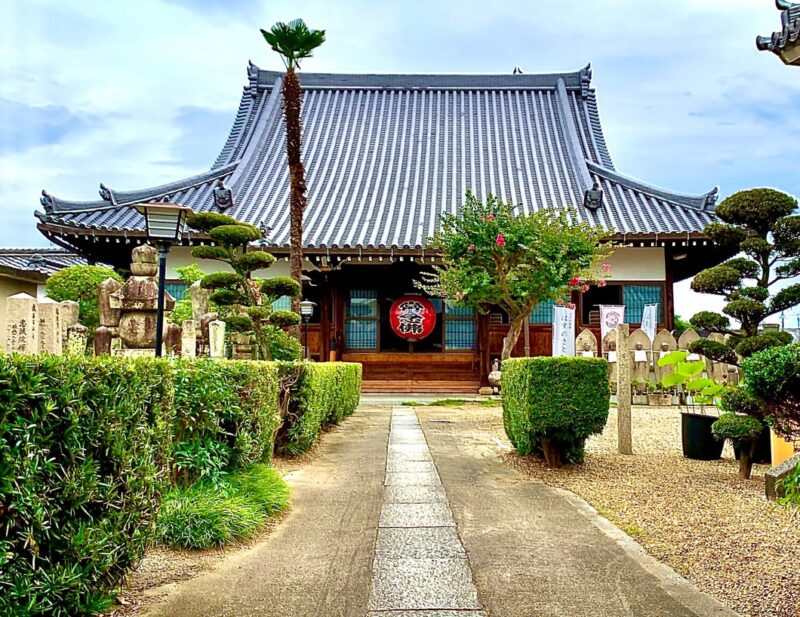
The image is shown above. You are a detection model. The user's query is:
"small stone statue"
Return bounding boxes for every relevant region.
[488,358,502,394]
[580,342,595,358]
[632,342,649,383]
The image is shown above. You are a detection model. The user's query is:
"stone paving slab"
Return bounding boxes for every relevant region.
[380,500,456,528]
[388,444,433,461]
[367,609,489,617]
[384,470,442,486]
[383,485,448,504]
[376,527,467,559]
[386,459,439,473]
[390,434,428,445]
[367,558,481,611]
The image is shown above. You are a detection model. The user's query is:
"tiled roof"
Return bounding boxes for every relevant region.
[0,248,87,280]
[757,1,800,58]
[37,62,719,249]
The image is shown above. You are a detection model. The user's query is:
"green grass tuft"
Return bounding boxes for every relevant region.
[156,464,290,549]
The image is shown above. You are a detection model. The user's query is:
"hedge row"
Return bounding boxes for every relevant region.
[276,362,363,455]
[0,355,362,616]
[502,356,610,466]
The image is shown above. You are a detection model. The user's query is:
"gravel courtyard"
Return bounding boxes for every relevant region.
[420,402,800,617]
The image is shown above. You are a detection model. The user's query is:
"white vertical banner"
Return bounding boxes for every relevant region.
[552,305,576,357]
[600,305,625,342]
[641,303,658,343]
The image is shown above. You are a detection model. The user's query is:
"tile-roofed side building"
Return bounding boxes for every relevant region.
[0,248,88,282]
[757,0,800,65]
[36,62,719,255]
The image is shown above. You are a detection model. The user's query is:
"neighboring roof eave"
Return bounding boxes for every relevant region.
[586,160,719,212]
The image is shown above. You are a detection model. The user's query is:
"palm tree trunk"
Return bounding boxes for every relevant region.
[282,67,306,339]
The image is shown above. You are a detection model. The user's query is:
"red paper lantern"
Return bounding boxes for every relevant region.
[389,296,437,341]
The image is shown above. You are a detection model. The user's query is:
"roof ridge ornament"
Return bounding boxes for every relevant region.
[40,189,53,210]
[213,179,234,210]
[757,0,800,64]
[247,60,260,98]
[98,182,116,205]
[704,187,720,210]
[583,181,604,210]
[580,63,592,99]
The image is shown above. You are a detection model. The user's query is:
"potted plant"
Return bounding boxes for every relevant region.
[648,382,673,407]
[658,351,725,460]
[631,380,649,406]
[713,388,770,478]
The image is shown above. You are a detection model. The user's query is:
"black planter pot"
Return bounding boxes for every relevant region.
[681,412,724,461]
[733,424,771,465]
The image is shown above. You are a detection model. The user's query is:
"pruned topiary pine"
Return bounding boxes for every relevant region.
[688,188,800,364]
[187,212,301,360]
[713,387,768,479]
[420,191,611,361]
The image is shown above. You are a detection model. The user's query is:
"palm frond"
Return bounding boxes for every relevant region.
[260,18,326,69]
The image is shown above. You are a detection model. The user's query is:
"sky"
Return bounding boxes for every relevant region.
[1,0,799,322]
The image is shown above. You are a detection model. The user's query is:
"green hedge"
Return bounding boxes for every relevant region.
[172,359,281,485]
[502,357,609,466]
[1,355,361,613]
[276,362,363,455]
[743,343,800,440]
[0,355,173,616]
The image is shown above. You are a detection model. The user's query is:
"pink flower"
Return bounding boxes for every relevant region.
[602,263,611,273]
[598,279,607,288]
[582,284,590,293]
[495,233,506,247]
[567,302,576,310]
[468,243,476,251]
[568,277,580,287]
[487,213,495,222]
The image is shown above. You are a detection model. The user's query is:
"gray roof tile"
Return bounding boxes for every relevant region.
[0,248,87,279]
[38,63,718,248]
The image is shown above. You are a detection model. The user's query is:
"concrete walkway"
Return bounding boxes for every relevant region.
[145,404,737,617]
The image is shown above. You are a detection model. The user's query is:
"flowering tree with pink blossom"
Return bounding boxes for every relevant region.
[420,191,610,361]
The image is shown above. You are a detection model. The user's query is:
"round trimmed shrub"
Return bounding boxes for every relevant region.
[502,357,609,467]
[45,264,123,332]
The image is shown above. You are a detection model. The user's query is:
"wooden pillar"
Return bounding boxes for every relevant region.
[523,311,531,357]
[320,274,331,361]
[664,266,675,332]
[616,323,633,455]
[477,313,490,386]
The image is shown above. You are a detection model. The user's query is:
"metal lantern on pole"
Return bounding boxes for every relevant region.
[299,300,316,359]
[133,200,191,357]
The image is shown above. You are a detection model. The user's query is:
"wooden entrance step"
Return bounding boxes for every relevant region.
[361,379,481,394]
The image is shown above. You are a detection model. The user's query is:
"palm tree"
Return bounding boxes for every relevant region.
[261,19,325,335]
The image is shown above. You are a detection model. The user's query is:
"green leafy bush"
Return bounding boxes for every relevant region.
[502,357,609,466]
[777,462,800,508]
[156,464,289,549]
[276,362,363,455]
[744,344,800,440]
[45,265,123,332]
[0,355,173,616]
[172,359,281,485]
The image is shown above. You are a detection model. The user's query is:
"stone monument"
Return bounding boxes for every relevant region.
[37,298,62,355]
[5,293,38,354]
[109,245,174,355]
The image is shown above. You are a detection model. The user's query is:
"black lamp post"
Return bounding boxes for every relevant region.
[133,201,191,357]
[299,300,316,359]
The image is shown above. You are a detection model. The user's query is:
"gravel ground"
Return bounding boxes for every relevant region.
[429,403,800,617]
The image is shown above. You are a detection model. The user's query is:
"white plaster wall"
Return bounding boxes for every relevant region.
[166,246,304,280]
[604,247,665,281]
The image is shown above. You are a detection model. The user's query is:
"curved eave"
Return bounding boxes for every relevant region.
[40,162,238,215]
[586,161,718,212]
